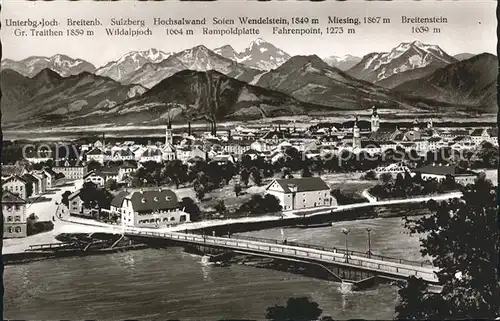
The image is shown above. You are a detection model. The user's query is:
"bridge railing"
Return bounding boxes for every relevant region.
[125,229,438,281]
[227,234,433,268]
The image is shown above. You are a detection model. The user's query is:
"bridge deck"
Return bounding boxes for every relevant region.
[125,229,439,283]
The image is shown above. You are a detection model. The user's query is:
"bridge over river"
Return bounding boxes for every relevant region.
[125,229,440,290]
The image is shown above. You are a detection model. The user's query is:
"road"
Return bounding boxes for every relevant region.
[25,179,80,221]
[52,191,463,234]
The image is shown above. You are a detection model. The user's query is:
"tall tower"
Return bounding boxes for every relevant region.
[165,115,173,145]
[371,106,380,132]
[212,119,217,136]
[353,116,361,149]
[413,119,420,132]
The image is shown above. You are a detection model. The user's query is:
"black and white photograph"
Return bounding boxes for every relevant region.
[1,0,498,320]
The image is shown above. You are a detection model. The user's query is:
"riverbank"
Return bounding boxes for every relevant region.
[2,191,458,265]
[2,214,437,320]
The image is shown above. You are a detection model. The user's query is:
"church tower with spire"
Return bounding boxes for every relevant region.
[413,118,420,132]
[162,114,176,161]
[165,114,173,145]
[353,116,361,149]
[370,106,380,132]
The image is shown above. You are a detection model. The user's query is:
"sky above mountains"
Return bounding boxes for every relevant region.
[1,0,496,67]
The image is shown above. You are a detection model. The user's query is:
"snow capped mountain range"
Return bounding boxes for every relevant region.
[1,54,96,77]
[120,45,263,88]
[95,48,173,82]
[1,39,496,128]
[214,38,291,70]
[347,40,458,83]
[322,54,362,71]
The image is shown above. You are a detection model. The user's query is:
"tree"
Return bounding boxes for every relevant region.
[87,160,102,172]
[79,181,100,208]
[379,172,393,185]
[362,170,377,180]
[25,182,34,198]
[78,181,113,214]
[282,167,293,179]
[240,168,250,187]
[163,160,188,189]
[395,173,405,187]
[61,190,72,207]
[234,184,242,197]
[194,186,205,202]
[105,178,118,191]
[251,167,263,186]
[238,194,282,216]
[179,197,201,222]
[214,200,226,215]
[265,297,324,321]
[301,165,313,178]
[396,176,499,319]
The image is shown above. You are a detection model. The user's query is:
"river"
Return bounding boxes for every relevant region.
[4,214,429,320]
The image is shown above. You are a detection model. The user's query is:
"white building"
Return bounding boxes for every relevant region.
[2,191,27,238]
[112,189,190,228]
[470,128,498,146]
[412,165,479,185]
[83,171,106,187]
[265,177,336,211]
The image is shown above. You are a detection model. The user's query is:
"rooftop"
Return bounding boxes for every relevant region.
[268,177,330,193]
[413,165,478,176]
[126,189,179,212]
[2,190,26,204]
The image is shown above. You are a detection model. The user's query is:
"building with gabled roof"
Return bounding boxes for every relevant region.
[2,175,32,200]
[140,149,163,163]
[1,165,28,180]
[113,188,190,228]
[412,164,479,185]
[83,170,105,187]
[2,190,27,238]
[470,127,498,146]
[53,162,88,180]
[265,177,336,211]
[43,167,58,188]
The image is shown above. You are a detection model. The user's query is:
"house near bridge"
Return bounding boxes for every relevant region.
[265,177,336,211]
[111,188,190,228]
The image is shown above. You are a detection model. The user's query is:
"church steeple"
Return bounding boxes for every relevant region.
[353,116,361,149]
[165,114,173,145]
[371,106,380,132]
[413,118,420,132]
